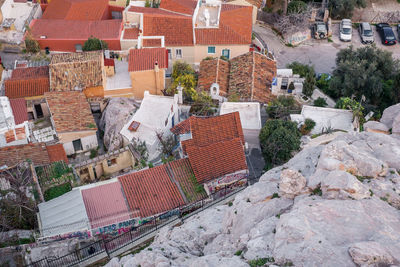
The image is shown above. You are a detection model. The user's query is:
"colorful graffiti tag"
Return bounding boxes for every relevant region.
[95,219,136,236]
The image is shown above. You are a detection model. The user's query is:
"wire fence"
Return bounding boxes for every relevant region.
[26,184,246,267]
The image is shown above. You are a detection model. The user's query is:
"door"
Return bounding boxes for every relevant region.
[34,104,43,118]
[222,49,230,59]
[72,139,83,153]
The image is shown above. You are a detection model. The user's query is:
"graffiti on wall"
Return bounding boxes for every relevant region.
[287,30,311,46]
[207,172,248,192]
[41,230,92,243]
[95,219,136,236]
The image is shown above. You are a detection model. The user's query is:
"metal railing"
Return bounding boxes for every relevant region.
[26,184,246,267]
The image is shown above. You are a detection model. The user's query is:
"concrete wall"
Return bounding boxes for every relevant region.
[60,130,98,155]
[130,69,165,99]
[121,38,138,51]
[194,44,249,66]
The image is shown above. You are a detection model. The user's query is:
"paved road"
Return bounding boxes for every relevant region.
[254,22,400,74]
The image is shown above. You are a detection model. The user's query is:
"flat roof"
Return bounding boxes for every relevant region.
[220,102,261,130]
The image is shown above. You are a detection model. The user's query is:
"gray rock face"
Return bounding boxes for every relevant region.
[381,103,400,129]
[99,98,138,151]
[105,132,400,267]
[363,121,389,134]
[393,113,400,135]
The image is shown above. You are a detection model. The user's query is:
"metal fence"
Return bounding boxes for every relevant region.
[26,184,246,267]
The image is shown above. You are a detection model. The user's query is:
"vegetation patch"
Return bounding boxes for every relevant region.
[248,257,275,267]
[44,183,72,201]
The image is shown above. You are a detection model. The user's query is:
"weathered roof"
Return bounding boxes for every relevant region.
[9,98,28,125]
[0,143,51,167]
[159,0,198,15]
[82,181,131,229]
[50,51,102,64]
[4,78,50,99]
[229,51,276,103]
[119,165,185,218]
[195,5,252,45]
[128,48,168,72]
[11,66,49,80]
[42,0,109,20]
[123,28,139,40]
[142,38,163,48]
[46,144,69,164]
[197,58,230,96]
[30,19,122,41]
[45,91,97,133]
[38,189,89,237]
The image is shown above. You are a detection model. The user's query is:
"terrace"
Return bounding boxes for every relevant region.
[195,0,221,28]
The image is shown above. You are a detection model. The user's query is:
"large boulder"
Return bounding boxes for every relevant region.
[348,241,395,267]
[278,169,307,198]
[99,98,138,151]
[392,113,400,135]
[363,121,389,134]
[380,103,400,129]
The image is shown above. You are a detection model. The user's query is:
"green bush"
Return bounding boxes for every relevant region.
[266,96,301,119]
[303,72,316,97]
[44,183,72,201]
[286,62,314,78]
[260,120,301,168]
[83,37,108,51]
[313,97,328,107]
[316,73,331,93]
[300,118,316,135]
[287,0,307,14]
[329,0,366,19]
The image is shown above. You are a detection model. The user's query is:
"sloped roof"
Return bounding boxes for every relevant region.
[195,4,252,45]
[128,6,182,15]
[9,98,28,125]
[42,0,109,20]
[4,78,50,99]
[45,91,96,133]
[4,126,27,144]
[82,181,131,229]
[50,51,102,64]
[159,0,198,15]
[170,117,192,135]
[143,14,193,46]
[38,189,89,237]
[119,165,185,218]
[128,48,168,72]
[197,58,230,96]
[123,28,139,40]
[46,144,69,164]
[186,138,247,183]
[30,19,122,40]
[142,38,162,48]
[11,66,49,80]
[229,51,276,103]
[0,143,51,167]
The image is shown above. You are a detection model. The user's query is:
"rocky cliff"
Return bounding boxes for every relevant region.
[106,118,400,267]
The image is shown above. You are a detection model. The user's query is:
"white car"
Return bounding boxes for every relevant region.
[339,19,352,42]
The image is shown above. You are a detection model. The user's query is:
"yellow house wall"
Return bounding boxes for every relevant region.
[194,44,250,65]
[130,69,165,99]
[166,46,195,65]
[101,150,135,175]
[58,130,97,144]
[109,0,127,8]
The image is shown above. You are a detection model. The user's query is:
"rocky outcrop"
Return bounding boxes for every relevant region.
[380,103,400,129]
[105,131,400,267]
[363,121,389,134]
[99,98,138,151]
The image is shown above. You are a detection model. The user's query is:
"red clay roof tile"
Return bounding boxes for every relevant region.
[42,0,109,20]
[9,98,28,124]
[123,28,139,40]
[128,48,168,72]
[11,66,49,80]
[0,143,51,167]
[159,0,197,15]
[142,38,162,48]
[46,144,69,164]
[197,58,230,96]
[4,78,50,99]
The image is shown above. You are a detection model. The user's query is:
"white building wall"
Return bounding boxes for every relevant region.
[81,134,98,152]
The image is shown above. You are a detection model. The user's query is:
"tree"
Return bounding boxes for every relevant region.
[302,71,316,97]
[190,91,217,116]
[329,0,366,19]
[287,1,307,14]
[286,62,314,78]
[335,97,365,125]
[24,26,40,53]
[83,37,108,51]
[171,61,195,81]
[313,97,328,107]
[329,45,399,111]
[266,96,301,119]
[156,132,177,157]
[260,120,301,168]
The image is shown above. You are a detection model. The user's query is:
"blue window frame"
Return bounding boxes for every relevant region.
[208,46,216,54]
[222,49,230,59]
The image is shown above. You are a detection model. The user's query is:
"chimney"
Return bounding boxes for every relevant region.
[177,84,183,104]
[154,61,161,94]
[154,60,159,72]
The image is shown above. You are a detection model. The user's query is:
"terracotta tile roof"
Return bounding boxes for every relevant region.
[197,58,230,96]
[30,19,122,40]
[104,58,115,67]
[128,6,181,15]
[123,28,139,40]
[119,165,185,218]
[229,51,276,103]
[226,0,263,8]
[195,4,252,45]
[170,118,192,135]
[143,14,193,46]
[42,0,109,20]
[186,138,247,183]
[0,143,51,167]
[4,78,50,99]
[4,126,26,143]
[45,91,97,133]
[168,158,207,202]
[142,38,162,48]
[46,144,68,164]
[50,51,103,64]
[128,48,168,72]
[9,98,28,124]
[159,0,197,15]
[11,66,49,80]
[82,181,132,229]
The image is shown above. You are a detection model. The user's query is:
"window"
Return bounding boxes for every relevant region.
[107,158,117,166]
[167,49,172,59]
[75,44,82,52]
[281,78,288,90]
[208,46,216,54]
[222,49,230,59]
[175,49,182,59]
[72,139,83,152]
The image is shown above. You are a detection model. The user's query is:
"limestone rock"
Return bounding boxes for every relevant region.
[320,170,371,200]
[188,254,249,267]
[381,103,400,129]
[349,241,394,267]
[393,113,400,135]
[99,98,138,151]
[279,169,306,198]
[363,121,389,134]
[104,257,119,267]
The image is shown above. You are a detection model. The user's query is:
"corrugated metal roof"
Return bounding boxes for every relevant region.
[82,181,132,229]
[38,189,90,237]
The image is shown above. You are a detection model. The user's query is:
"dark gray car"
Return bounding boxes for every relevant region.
[359,22,374,44]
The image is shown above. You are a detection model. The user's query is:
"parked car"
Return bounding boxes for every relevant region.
[339,19,352,41]
[313,21,328,39]
[359,22,374,44]
[376,23,396,45]
[397,24,400,40]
